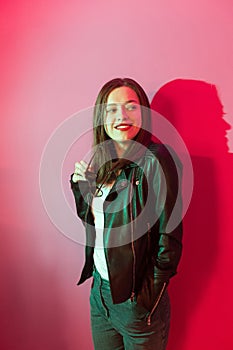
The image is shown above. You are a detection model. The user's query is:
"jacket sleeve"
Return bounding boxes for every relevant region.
[70,175,95,283]
[70,175,91,223]
[152,145,183,284]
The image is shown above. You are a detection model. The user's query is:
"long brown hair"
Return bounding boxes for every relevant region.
[89,78,151,184]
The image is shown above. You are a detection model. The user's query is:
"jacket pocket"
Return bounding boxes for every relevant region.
[146,281,167,325]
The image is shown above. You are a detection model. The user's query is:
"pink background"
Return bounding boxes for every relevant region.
[1,1,233,349]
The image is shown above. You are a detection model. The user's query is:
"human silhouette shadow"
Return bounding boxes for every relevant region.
[150,79,230,350]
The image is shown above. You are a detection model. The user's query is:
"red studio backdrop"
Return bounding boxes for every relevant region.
[1,1,233,350]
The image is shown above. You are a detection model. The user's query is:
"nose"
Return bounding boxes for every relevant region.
[117,105,128,121]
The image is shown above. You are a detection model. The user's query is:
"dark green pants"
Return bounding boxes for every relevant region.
[90,270,170,350]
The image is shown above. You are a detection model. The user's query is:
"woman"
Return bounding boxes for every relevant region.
[70,78,183,349]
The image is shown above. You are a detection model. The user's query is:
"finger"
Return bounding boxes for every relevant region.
[80,160,89,172]
[74,161,87,174]
[72,173,85,183]
[74,161,84,173]
[74,161,90,182]
[73,167,86,180]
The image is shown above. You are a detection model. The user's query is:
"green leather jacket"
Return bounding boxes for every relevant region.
[70,142,183,324]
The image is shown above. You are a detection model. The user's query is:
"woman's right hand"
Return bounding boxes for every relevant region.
[72,160,89,183]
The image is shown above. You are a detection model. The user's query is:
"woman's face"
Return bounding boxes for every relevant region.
[104,86,142,143]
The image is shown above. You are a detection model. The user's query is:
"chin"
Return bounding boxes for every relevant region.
[114,137,134,142]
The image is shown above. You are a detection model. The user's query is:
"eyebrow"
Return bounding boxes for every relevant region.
[106,99,138,106]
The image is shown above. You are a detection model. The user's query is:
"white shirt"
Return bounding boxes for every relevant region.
[92,185,112,280]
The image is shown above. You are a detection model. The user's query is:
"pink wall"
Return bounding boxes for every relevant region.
[1,1,233,349]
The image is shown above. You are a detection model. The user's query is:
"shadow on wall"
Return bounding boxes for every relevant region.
[150,79,229,350]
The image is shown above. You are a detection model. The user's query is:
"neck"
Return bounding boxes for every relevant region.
[113,141,130,158]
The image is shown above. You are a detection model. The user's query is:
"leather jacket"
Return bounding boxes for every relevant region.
[70,142,183,324]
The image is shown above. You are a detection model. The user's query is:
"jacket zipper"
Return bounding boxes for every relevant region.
[130,169,136,302]
[146,282,167,326]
